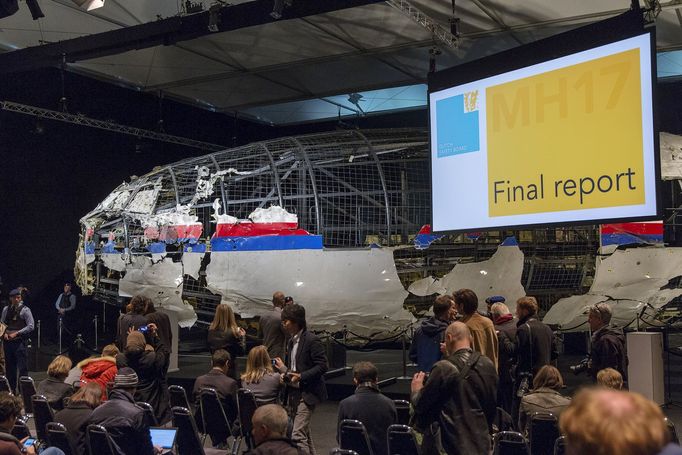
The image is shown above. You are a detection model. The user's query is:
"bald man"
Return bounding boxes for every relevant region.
[258,291,287,359]
[251,404,301,455]
[560,388,678,455]
[411,322,498,455]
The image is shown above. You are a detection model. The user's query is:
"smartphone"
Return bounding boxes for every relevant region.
[23,438,36,448]
[271,359,277,366]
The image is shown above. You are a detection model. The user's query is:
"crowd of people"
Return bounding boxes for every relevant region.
[0,284,679,455]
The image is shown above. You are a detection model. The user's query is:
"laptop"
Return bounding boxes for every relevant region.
[149,427,178,450]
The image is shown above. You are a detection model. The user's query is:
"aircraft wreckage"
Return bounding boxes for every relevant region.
[76,129,682,335]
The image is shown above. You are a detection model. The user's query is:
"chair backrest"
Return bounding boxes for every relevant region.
[136,401,159,427]
[666,417,679,444]
[393,400,410,426]
[199,388,231,447]
[553,435,566,455]
[387,424,420,455]
[19,376,36,414]
[171,406,206,455]
[339,419,374,455]
[31,394,55,443]
[330,450,359,455]
[169,385,191,410]
[0,375,11,394]
[493,431,530,455]
[47,422,76,455]
[11,415,31,440]
[529,412,559,455]
[86,424,117,455]
[237,388,258,440]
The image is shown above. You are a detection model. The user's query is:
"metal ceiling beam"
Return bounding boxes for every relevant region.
[0,0,387,74]
[0,101,227,151]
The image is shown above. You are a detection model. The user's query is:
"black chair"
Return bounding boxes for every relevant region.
[330,450,359,455]
[493,431,530,455]
[170,384,191,410]
[339,419,374,455]
[199,388,232,448]
[136,401,159,427]
[387,424,420,455]
[528,412,559,455]
[666,417,679,444]
[172,406,207,455]
[0,375,11,394]
[86,424,117,455]
[31,394,55,444]
[46,422,77,455]
[11,415,31,440]
[237,388,258,451]
[393,400,410,426]
[553,435,566,455]
[19,376,36,416]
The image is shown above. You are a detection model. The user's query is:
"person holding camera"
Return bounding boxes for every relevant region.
[116,323,171,424]
[273,304,328,455]
[411,322,498,455]
[587,303,626,381]
[503,296,557,422]
[241,345,282,406]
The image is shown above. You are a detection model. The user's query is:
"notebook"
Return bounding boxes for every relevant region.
[149,427,178,449]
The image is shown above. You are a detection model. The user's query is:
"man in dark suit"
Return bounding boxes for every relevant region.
[259,291,287,359]
[274,304,328,455]
[192,349,238,423]
[337,361,396,455]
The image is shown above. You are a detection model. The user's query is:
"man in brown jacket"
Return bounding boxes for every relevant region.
[453,289,499,371]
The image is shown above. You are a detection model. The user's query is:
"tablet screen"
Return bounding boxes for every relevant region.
[150,427,177,449]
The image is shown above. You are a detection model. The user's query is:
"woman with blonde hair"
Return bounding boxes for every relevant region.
[240,345,281,405]
[208,303,246,378]
[597,367,624,390]
[37,355,74,410]
[518,365,571,434]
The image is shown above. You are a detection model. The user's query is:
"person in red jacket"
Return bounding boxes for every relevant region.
[79,343,119,401]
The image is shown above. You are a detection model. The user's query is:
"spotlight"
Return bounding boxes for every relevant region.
[71,0,105,11]
[270,0,292,20]
[25,0,44,20]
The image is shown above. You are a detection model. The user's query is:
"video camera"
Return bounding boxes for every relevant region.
[569,357,590,375]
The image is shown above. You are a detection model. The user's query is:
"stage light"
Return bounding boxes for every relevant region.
[25,0,44,20]
[71,0,105,11]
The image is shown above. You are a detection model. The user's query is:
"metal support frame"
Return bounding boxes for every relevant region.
[0,101,226,152]
[386,0,459,49]
[291,137,322,235]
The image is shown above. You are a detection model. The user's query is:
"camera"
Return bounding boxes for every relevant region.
[569,357,590,375]
[271,359,277,367]
[284,296,293,304]
[516,372,532,398]
[138,325,150,333]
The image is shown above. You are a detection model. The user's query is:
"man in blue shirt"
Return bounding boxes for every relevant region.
[1,288,34,393]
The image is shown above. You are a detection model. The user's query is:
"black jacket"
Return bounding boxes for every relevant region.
[88,389,154,455]
[116,337,171,424]
[36,376,73,411]
[589,325,627,379]
[412,349,498,455]
[54,402,94,455]
[116,313,148,351]
[337,385,397,455]
[192,368,238,423]
[494,316,517,384]
[207,328,245,379]
[285,329,328,406]
[249,438,303,455]
[510,316,557,378]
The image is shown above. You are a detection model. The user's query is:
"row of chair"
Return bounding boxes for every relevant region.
[338,420,420,455]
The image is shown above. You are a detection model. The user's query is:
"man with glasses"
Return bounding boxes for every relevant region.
[587,303,626,381]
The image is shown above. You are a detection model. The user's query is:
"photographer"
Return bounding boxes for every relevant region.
[587,303,626,381]
[273,304,328,455]
[116,323,171,424]
[502,296,557,422]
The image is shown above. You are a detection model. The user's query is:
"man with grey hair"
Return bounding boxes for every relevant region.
[411,322,498,455]
[587,303,626,380]
[250,404,302,455]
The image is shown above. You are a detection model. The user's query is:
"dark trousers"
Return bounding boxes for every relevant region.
[497,380,514,416]
[4,340,27,393]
